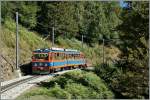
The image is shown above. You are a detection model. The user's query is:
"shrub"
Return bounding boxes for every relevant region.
[48,83,71,99]
[47,70,114,99]
[65,83,89,99]
[24,88,50,98]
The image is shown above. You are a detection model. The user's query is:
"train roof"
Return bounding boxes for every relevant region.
[33,47,80,54]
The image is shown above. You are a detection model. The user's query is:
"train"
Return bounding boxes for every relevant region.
[31,47,87,74]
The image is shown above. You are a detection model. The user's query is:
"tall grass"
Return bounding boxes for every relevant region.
[1,19,50,64]
[1,19,120,67]
[56,37,103,65]
[17,70,114,99]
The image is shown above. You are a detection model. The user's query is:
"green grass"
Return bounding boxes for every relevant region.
[56,36,120,66]
[1,19,51,64]
[1,19,120,66]
[2,19,120,98]
[16,70,114,99]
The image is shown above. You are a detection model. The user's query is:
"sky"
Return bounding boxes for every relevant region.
[119,0,130,8]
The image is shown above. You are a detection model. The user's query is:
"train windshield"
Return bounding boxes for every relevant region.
[33,53,49,60]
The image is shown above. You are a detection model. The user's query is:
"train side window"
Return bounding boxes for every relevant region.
[56,53,59,60]
[61,53,63,59]
[53,53,55,60]
[72,54,75,59]
[62,53,64,59]
[63,53,65,59]
[55,53,57,60]
[71,54,72,59]
[67,54,68,59]
[64,53,65,59]
[69,54,72,60]
[69,54,71,60]
[58,53,62,60]
[69,54,71,59]
[72,54,73,59]
[74,54,75,59]
[51,53,53,60]
[57,53,58,56]
[59,53,61,60]
[49,53,52,60]
[59,53,62,60]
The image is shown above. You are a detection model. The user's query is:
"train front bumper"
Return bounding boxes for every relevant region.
[32,67,49,74]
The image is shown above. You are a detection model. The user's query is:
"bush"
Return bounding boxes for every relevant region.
[65,83,89,99]
[24,88,50,98]
[48,83,71,99]
[47,70,114,99]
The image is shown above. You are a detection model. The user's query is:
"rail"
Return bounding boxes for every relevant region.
[1,76,39,93]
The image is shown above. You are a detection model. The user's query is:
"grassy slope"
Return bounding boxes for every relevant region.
[1,19,120,80]
[17,70,114,99]
[2,19,120,67]
[1,19,50,64]
[2,19,121,98]
[1,19,51,80]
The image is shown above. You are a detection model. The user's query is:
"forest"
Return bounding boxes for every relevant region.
[1,1,149,99]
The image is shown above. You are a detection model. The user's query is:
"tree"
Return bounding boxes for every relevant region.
[1,1,38,29]
[81,2,121,44]
[18,1,39,29]
[115,1,149,98]
[36,1,78,38]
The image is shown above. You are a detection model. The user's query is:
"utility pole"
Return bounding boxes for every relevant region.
[102,39,105,66]
[52,27,54,47]
[16,12,19,69]
[82,35,83,48]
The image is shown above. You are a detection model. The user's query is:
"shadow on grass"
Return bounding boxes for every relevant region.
[36,81,53,89]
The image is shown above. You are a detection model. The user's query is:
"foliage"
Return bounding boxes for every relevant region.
[81,2,121,43]
[36,2,79,38]
[1,1,149,99]
[2,1,121,44]
[2,1,38,29]
[94,2,149,99]
[115,2,149,99]
[48,84,71,99]
[23,70,113,99]
[1,19,50,65]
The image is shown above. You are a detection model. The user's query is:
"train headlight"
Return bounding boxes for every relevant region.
[44,63,48,67]
[39,63,42,66]
[34,63,37,66]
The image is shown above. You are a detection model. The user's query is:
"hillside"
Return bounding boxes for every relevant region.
[17,70,114,99]
[1,19,50,80]
[1,1,149,99]
[1,19,120,81]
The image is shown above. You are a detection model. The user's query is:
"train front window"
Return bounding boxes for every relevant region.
[33,53,49,60]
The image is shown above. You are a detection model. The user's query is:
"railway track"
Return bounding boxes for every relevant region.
[1,69,80,99]
[1,76,39,93]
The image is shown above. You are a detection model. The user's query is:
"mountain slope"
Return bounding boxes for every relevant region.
[1,19,120,81]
